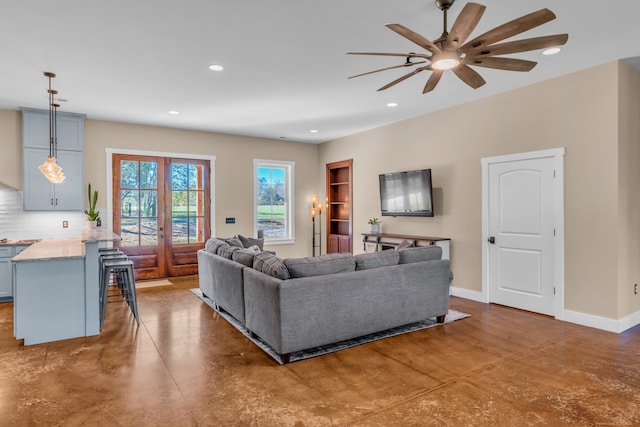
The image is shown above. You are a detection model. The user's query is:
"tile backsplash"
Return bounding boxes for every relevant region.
[0,190,96,239]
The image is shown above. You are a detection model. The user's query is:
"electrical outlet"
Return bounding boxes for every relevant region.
[62,220,69,228]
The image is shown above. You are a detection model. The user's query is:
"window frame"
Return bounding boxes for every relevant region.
[253,159,295,245]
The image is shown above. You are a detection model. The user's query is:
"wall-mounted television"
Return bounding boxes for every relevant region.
[379,169,434,217]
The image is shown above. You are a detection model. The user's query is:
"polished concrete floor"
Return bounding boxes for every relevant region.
[1,276,639,426]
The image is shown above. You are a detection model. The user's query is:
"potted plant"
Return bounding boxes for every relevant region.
[84,183,100,228]
[368,217,381,233]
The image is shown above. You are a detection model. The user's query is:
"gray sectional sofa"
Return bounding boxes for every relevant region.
[197,236,451,363]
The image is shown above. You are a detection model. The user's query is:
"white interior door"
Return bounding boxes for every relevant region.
[487,156,556,315]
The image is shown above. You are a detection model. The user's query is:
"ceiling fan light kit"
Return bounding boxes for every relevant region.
[347,0,568,93]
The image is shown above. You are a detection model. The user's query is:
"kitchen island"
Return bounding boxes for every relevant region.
[12,229,121,345]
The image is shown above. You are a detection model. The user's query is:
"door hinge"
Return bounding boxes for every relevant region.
[553,169,556,178]
[553,228,556,236]
[553,287,556,295]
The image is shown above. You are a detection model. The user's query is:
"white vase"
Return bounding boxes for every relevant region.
[87,220,98,229]
[370,224,380,233]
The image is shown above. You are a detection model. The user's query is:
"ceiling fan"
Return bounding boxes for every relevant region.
[347,0,568,93]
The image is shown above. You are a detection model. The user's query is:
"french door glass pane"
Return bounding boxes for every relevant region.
[121,190,138,217]
[141,218,158,246]
[140,161,157,189]
[121,218,139,246]
[119,160,159,247]
[171,162,206,245]
[121,161,139,188]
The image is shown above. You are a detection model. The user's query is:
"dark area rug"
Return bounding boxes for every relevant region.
[191,288,470,364]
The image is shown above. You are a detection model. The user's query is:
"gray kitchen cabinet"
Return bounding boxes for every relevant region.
[21,108,85,211]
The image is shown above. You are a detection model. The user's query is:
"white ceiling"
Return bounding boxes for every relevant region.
[2,0,640,144]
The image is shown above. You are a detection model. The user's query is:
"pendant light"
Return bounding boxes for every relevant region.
[38,72,65,184]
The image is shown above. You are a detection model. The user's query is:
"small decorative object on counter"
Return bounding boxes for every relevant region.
[84,183,100,228]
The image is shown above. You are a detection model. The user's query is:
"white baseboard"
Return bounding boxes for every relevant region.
[556,309,640,333]
[450,286,485,303]
[452,287,640,334]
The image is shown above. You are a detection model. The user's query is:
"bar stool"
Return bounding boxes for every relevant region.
[98,250,128,314]
[100,259,140,330]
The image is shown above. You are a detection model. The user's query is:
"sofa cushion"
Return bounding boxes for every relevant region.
[283,253,355,278]
[205,238,227,254]
[232,249,257,267]
[220,245,242,260]
[253,252,291,280]
[238,234,264,251]
[354,250,400,270]
[398,245,442,264]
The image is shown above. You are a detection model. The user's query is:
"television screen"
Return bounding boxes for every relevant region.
[379,169,434,217]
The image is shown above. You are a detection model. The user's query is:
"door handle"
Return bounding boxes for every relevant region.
[488,236,496,244]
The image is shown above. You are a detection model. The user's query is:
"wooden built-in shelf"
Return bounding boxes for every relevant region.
[326,159,353,254]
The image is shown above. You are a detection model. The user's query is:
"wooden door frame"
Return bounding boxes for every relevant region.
[481,148,565,320]
[105,148,216,243]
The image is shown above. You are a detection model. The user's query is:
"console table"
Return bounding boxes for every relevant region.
[362,233,450,260]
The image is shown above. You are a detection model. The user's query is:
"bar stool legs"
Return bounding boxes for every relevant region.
[100,258,140,330]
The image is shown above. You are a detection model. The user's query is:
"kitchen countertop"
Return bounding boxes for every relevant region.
[0,239,41,246]
[12,239,85,262]
[12,230,121,262]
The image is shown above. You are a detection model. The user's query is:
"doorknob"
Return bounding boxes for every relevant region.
[488,236,496,244]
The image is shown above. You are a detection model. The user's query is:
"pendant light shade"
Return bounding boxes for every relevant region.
[40,72,65,184]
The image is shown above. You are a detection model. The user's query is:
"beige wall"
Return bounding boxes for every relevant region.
[617,62,640,318]
[319,61,629,320]
[0,113,319,258]
[0,111,22,190]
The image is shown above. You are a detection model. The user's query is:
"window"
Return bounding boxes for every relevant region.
[254,160,294,243]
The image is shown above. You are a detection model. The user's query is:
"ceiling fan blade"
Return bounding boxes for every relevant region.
[447,2,486,49]
[348,61,428,79]
[452,65,486,89]
[467,57,537,72]
[378,66,429,91]
[347,51,430,59]
[423,70,443,93]
[461,8,557,51]
[385,24,442,54]
[468,34,569,57]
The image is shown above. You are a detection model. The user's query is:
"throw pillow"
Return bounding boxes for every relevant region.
[215,242,231,256]
[354,250,400,270]
[238,234,264,251]
[225,236,244,248]
[246,245,261,253]
[232,249,257,267]
[398,245,442,264]
[283,253,355,278]
[253,252,291,280]
[205,238,227,254]
[220,245,242,260]
[396,239,413,250]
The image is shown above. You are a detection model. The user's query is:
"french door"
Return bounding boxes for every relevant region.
[112,154,211,280]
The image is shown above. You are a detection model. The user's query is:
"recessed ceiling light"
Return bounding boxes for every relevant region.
[310,129,319,133]
[208,64,224,71]
[543,47,562,56]
[387,102,398,107]
[169,111,179,115]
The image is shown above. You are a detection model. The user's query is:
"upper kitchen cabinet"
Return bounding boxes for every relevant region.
[21,108,86,211]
